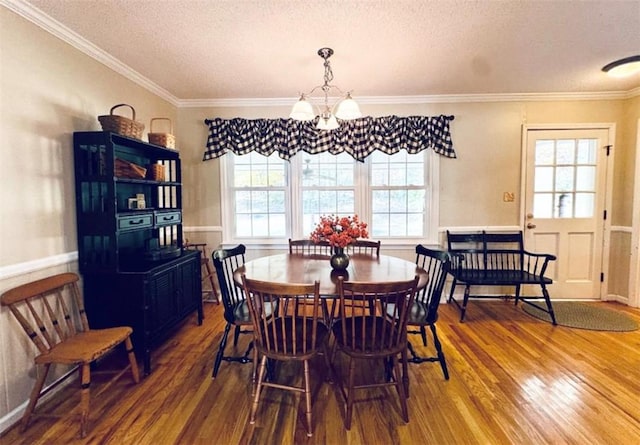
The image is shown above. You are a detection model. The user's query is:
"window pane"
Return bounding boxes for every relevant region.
[269,191,285,212]
[575,193,594,217]
[556,140,575,165]
[534,167,554,192]
[406,163,424,186]
[533,193,553,218]
[389,190,407,212]
[390,215,407,236]
[555,193,573,218]
[269,214,286,236]
[252,214,269,236]
[372,213,390,237]
[535,140,555,165]
[372,190,389,212]
[577,139,597,164]
[235,191,251,213]
[407,190,425,212]
[555,166,574,192]
[251,191,268,212]
[236,213,252,236]
[576,166,595,191]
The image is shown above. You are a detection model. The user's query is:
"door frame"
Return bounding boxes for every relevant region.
[520,123,616,300]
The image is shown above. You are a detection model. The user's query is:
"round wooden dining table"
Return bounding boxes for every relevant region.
[233,253,428,296]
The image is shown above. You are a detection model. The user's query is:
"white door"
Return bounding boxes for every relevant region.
[524,128,611,299]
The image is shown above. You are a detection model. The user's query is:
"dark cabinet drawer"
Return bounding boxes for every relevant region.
[155,210,181,227]
[117,213,153,231]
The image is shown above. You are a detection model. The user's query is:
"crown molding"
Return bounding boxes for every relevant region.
[6,0,638,110]
[177,89,639,108]
[3,0,180,106]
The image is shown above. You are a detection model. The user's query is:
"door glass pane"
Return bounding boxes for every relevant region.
[575,193,594,217]
[554,193,573,218]
[533,193,553,218]
[556,140,575,164]
[555,166,574,192]
[576,166,596,191]
[535,167,554,192]
[535,140,555,165]
[577,140,597,164]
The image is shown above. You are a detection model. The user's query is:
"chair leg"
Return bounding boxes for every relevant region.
[212,323,231,378]
[460,285,471,322]
[124,337,140,383]
[233,325,241,347]
[79,363,91,438]
[430,324,450,380]
[250,355,268,424]
[420,326,428,346]
[541,284,557,325]
[392,356,409,423]
[345,357,356,430]
[448,278,457,303]
[401,347,410,398]
[20,363,50,432]
[514,284,521,305]
[303,360,313,437]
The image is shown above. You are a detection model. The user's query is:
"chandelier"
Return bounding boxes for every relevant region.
[289,48,362,130]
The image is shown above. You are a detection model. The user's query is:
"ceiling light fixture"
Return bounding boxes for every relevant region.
[290,47,362,130]
[602,55,640,78]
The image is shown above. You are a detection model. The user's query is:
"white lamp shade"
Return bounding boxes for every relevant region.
[316,114,339,130]
[289,99,315,121]
[334,97,362,120]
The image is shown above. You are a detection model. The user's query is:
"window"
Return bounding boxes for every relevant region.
[221,150,438,245]
[532,138,597,218]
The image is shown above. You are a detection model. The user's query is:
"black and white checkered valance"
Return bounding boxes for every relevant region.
[202,114,456,162]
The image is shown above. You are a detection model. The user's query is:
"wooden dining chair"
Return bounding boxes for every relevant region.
[348,239,381,257]
[288,238,332,255]
[0,272,140,438]
[400,245,451,381]
[184,240,219,304]
[241,276,330,437]
[211,244,255,378]
[331,276,418,430]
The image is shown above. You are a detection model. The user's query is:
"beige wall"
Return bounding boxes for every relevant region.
[1,5,638,434]
[178,99,632,231]
[0,8,176,430]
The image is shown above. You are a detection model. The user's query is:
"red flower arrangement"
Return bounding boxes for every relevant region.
[310,214,369,248]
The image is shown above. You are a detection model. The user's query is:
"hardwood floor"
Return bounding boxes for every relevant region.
[2,299,640,444]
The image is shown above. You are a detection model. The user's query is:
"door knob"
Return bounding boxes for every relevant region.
[526,223,537,229]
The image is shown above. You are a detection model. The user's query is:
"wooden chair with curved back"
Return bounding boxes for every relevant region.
[241,275,330,437]
[331,276,418,430]
[288,238,332,255]
[184,240,219,304]
[402,245,451,381]
[211,244,254,378]
[348,239,381,257]
[0,272,140,438]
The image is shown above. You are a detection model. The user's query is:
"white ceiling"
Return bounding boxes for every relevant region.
[16,0,640,103]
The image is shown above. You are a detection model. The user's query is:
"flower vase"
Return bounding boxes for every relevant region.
[330,247,350,271]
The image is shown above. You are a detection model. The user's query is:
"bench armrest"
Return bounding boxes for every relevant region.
[522,250,556,277]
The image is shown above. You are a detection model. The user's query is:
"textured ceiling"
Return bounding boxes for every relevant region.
[20,0,640,101]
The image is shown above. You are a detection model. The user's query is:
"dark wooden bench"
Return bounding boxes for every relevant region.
[447,230,557,324]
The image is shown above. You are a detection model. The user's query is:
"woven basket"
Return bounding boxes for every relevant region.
[115,158,146,179]
[147,163,165,181]
[148,118,176,149]
[98,104,145,139]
